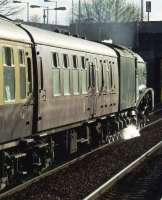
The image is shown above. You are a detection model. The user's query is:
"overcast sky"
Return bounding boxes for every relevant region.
[11,0,162,25]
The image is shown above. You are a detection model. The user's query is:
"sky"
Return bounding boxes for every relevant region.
[10,0,162,25]
[133,0,162,21]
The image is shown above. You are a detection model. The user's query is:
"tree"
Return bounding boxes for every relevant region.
[0,0,23,17]
[74,0,140,23]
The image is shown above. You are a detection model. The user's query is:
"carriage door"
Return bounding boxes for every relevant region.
[22,48,34,135]
[109,59,119,113]
[36,46,47,132]
[94,57,106,117]
[103,58,111,115]
[87,56,96,118]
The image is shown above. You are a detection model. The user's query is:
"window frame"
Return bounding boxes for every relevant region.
[19,49,25,66]
[111,60,117,90]
[3,46,14,67]
[61,52,71,96]
[72,54,80,95]
[18,48,27,99]
[72,55,78,69]
[106,60,111,92]
[81,56,86,69]
[3,46,15,103]
[63,53,69,68]
[80,55,88,94]
[52,52,60,68]
[94,57,99,93]
[109,61,114,90]
[97,58,104,92]
[51,51,61,97]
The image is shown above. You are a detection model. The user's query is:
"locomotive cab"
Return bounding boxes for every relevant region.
[135,54,147,100]
[135,54,154,126]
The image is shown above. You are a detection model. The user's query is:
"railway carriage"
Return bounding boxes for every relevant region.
[0,20,33,144]
[0,17,154,190]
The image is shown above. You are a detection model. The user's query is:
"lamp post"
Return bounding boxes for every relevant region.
[30,5,66,24]
[30,5,47,24]
[72,0,74,24]
[44,0,58,25]
[141,0,144,21]
[47,6,66,24]
[13,0,29,22]
[43,9,46,24]
[78,0,81,34]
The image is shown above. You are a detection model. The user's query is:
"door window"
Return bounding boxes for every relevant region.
[19,49,26,99]
[63,54,71,95]
[3,47,15,102]
[81,56,87,94]
[52,52,61,96]
[72,55,79,95]
[98,60,104,92]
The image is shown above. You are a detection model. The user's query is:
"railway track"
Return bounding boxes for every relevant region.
[84,141,162,200]
[83,110,162,200]
[0,141,120,200]
[0,112,162,200]
[99,149,162,200]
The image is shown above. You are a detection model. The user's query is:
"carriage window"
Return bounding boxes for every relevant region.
[81,56,85,69]
[98,60,103,91]
[3,47,15,102]
[52,52,61,96]
[82,70,87,94]
[63,54,69,68]
[52,52,59,68]
[72,55,79,95]
[94,58,98,92]
[64,69,70,95]
[73,70,79,95]
[27,57,32,94]
[72,55,78,68]
[110,64,113,89]
[4,47,14,66]
[53,69,61,96]
[106,61,110,91]
[62,53,70,95]
[112,62,116,89]
[19,49,26,99]
[19,49,25,65]
[81,58,87,94]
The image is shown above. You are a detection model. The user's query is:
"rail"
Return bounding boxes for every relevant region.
[83,140,162,200]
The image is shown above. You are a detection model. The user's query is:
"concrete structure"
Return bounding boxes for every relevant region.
[70,22,138,48]
[136,22,162,104]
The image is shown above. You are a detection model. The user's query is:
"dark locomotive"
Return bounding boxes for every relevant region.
[0,17,154,190]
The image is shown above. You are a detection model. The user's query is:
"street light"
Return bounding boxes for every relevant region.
[44,0,58,25]
[30,5,66,24]
[13,0,29,22]
[46,6,66,24]
[78,0,81,34]
[30,5,41,8]
[30,5,47,24]
[72,0,74,24]
[141,0,144,21]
